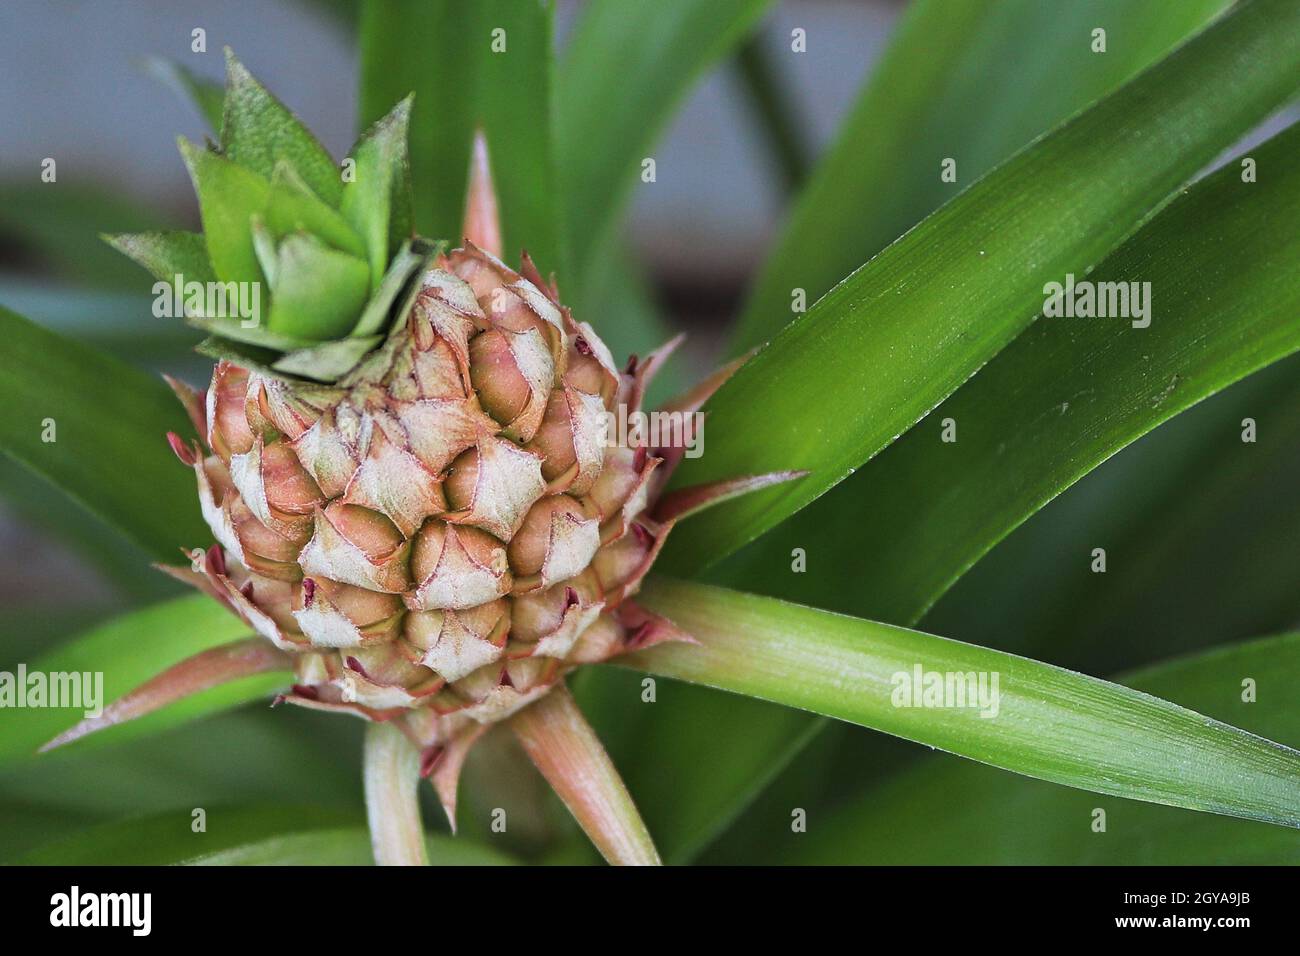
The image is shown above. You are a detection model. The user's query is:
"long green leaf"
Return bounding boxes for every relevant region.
[558,0,773,277]
[662,0,1300,573]
[732,0,1228,350]
[358,0,560,271]
[714,118,1300,625]
[785,632,1300,864]
[628,579,1300,827]
[0,306,209,563]
[0,595,273,766]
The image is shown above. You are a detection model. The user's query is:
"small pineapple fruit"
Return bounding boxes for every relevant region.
[85,52,797,843]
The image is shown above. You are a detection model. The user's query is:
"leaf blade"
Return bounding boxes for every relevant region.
[732,0,1229,350]
[0,595,267,767]
[663,0,1300,572]
[358,0,560,270]
[629,579,1300,827]
[714,118,1300,625]
[558,0,774,274]
[0,306,209,564]
[786,631,1300,864]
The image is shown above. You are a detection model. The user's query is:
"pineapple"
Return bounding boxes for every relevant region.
[66,51,797,861]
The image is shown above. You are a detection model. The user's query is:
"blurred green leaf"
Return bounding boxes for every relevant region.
[785,632,1300,864]
[0,596,273,767]
[0,305,209,564]
[733,0,1229,351]
[12,805,354,865]
[221,50,343,206]
[713,119,1300,625]
[558,0,773,276]
[0,706,363,861]
[664,0,1300,573]
[0,459,177,603]
[571,242,677,394]
[0,183,165,289]
[631,579,1300,828]
[358,0,560,271]
[185,826,516,865]
[731,32,811,195]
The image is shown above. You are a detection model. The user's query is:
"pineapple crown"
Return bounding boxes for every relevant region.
[108,48,430,383]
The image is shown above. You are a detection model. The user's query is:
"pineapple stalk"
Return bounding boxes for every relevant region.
[364,721,430,866]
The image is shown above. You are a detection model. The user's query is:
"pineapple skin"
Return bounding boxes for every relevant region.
[172,243,669,731]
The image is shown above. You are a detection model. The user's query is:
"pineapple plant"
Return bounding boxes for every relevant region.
[42,52,802,864]
[1,0,1299,868]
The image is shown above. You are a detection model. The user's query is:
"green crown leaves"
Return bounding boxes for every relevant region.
[108,49,438,382]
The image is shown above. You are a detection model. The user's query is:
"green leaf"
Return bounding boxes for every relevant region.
[0,306,209,564]
[921,351,1300,675]
[0,706,364,862]
[558,0,774,277]
[714,119,1300,625]
[786,632,1300,864]
[264,163,367,259]
[178,138,271,285]
[184,826,517,865]
[341,96,414,289]
[358,0,559,270]
[662,0,1300,573]
[139,55,225,132]
[0,595,273,767]
[12,805,354,865]
[629,579,1300,827]
[350,237,440,337]
[265,234,372,339]
[0,182,165,290]
[221,49,342,206]
[104,230,216,285]
[0,458,177,603]
[732,0,1229,350]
